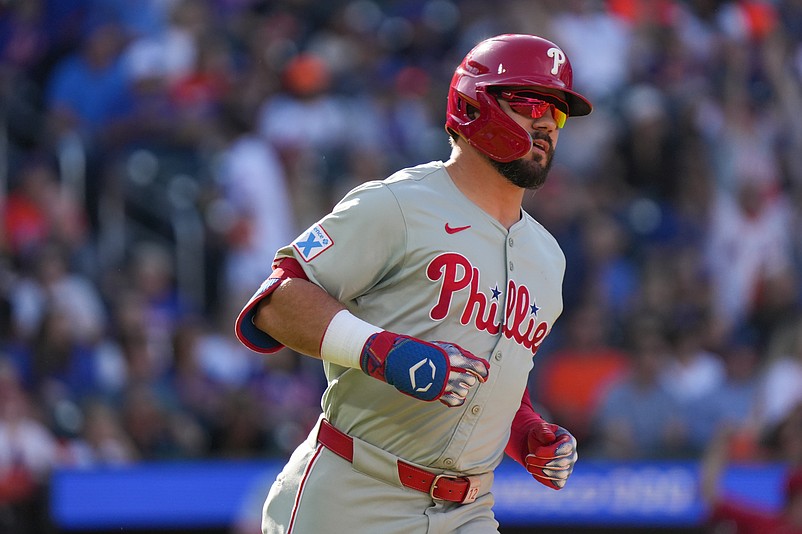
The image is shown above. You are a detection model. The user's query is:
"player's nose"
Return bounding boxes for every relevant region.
[531,115,557,133]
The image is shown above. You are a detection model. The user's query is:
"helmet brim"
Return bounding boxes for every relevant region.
[564,90,592,117]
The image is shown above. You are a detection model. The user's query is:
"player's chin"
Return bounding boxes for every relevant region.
[522,159,550,186]
[491,155,549,189]
[530,146,548,162]
[530,146,554,167]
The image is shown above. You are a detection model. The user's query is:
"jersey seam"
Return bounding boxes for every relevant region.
[378,182,411,281]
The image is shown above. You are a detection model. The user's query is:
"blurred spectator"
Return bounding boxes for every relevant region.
[55,397,139,467]
[0,289,32,390]
[0,0,49,73]
[169,34,234,128]
[577,209,639,317]
[0,359,57,534]
[209,388,271,458]
[120,382,205,460]
[103,0,171,40]
[210,99,297,308]
[660,318,725,407]
[756,314,802,432]
[115,0,216,152]
[701,405,802,534]
[71,399,139,466]
[0,0,52,168]
[43,13,132,230]
[534,301,630,443]
[168,316,226,430]
[9,241,105,345]
[44,15,132,143]
[704,175,795,341]
[764,401,802,470]
[686,330,763,457]
[116,44,181,152]
[615,83,682,201]
[126,241,191,370]
[248,349,326,457]
[194,313,260,390]
[29,305,102,405]
[591,315,690,459]
[2,157,89,261]
[256,52,350,223]
[360,65,445,174]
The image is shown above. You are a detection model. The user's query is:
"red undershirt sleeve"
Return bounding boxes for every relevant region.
[505,387,543,466]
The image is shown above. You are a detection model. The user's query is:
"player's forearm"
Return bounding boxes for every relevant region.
[253,277,345,359]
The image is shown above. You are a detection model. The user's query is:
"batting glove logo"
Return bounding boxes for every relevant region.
[409,358,437,393]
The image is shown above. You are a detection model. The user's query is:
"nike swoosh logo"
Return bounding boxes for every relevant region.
[445,223,471,234]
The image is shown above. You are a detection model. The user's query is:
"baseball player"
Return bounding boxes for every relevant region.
[236,34,592,533]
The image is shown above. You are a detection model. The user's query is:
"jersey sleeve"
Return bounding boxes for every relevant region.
[234,181,407,353]
[283,181,407,302]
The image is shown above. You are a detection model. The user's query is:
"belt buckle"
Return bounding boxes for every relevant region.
[429,474,447,501]
[428,474,482,504]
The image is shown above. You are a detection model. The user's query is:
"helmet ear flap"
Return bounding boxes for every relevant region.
[450,87,533,162]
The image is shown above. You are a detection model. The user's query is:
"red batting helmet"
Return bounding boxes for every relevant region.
[446,34,592,162]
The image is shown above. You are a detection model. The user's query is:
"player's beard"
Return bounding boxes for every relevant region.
[490,132,554,190]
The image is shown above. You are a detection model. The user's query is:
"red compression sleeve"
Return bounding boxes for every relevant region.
[505,387,544,466]
[271,256,308,281]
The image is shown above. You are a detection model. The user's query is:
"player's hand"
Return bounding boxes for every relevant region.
[360,332,489,407]
[524,421,577,490]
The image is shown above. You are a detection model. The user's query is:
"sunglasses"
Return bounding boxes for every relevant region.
[498,90,569,129]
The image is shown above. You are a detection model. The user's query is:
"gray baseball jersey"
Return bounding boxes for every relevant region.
[238,160,566,532]
[273,160,565,473]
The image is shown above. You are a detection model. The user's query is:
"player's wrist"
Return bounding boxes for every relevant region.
[320,310,382,369]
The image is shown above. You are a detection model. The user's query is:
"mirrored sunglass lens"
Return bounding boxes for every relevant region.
[510,100,567,128]
[553,108,567,128]
[518,92,569,115]
[510,101,549,118]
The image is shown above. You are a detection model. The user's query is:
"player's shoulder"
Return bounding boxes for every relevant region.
[338,161,448,207]
[521,210,565,257]
[342,161,444,192]
[383,161,447,186]
[382,161,454,203]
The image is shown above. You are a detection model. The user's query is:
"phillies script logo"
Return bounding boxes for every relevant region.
[426,253,549,355]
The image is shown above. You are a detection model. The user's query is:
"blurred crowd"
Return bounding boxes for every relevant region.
[1,0,802,531]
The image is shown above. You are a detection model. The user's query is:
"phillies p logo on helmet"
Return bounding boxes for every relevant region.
[547,47,566,75]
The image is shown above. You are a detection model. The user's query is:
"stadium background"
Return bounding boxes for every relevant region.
[1,0,801,532]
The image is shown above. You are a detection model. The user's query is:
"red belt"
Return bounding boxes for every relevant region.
[317,419,482,504]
